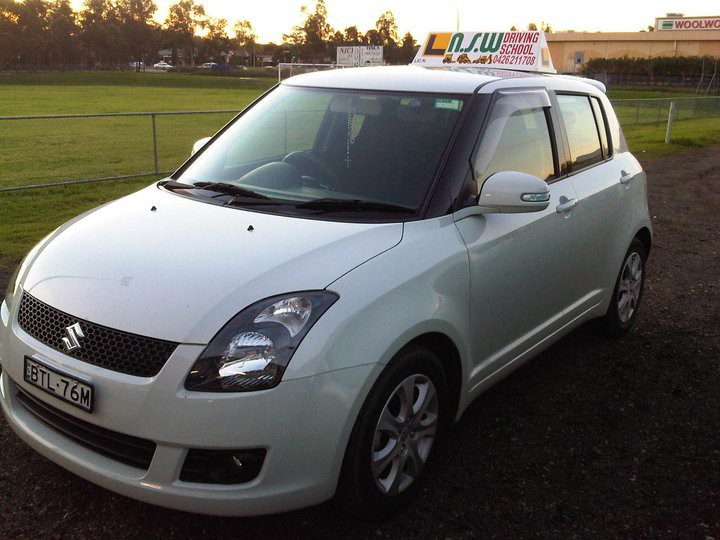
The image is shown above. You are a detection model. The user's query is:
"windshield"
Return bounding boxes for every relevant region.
[174,85,466,219]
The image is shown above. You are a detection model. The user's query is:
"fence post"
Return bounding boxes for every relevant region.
[151,113,159,176]
[665,101,677,144]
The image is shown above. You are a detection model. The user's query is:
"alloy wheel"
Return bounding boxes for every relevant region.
[617,252,643,323]
[371,374,439,495]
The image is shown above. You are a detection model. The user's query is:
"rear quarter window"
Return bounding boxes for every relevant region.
[599,94,628,154]
[590,97,610,158]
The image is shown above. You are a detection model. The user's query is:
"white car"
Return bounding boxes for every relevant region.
[0,48,651,518]
[153,61,172,69]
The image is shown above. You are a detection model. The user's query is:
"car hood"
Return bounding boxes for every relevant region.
[21,184,403,343]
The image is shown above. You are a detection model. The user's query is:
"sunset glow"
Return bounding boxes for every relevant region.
[69,0,720,43]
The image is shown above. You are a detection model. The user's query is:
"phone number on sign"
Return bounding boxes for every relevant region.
[494,55,537,66]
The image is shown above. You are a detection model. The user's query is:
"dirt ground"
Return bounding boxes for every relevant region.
[0,147,718,539]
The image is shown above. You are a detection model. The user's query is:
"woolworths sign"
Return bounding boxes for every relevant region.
[655,16,720,31]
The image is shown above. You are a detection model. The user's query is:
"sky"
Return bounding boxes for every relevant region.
[71,0,720,43]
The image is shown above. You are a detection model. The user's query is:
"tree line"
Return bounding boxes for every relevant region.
[282,2,417,64]
[0,0,419,69]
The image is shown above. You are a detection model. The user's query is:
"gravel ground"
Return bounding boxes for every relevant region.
[0,147,718,539]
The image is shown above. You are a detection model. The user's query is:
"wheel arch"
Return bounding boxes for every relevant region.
[335,330,465,516]
[635,227,652,255]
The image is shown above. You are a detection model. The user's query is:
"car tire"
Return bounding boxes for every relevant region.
[599,238,647,336]
[336,344,449,519]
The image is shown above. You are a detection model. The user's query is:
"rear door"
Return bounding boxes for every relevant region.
[553,93,635,316]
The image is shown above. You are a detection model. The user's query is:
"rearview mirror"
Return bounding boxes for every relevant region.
[329,96,382,115]
[191,137,212,156]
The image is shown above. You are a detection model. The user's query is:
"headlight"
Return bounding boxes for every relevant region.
[185,291,338,392]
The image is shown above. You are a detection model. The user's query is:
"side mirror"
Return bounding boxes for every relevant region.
[191,137,212,157]
[453,171,550,220]
[478,171,550,213]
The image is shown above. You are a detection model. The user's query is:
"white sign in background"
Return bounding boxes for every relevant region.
[336,46,384,66]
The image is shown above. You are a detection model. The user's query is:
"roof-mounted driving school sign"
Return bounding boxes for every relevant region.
[412,31,556,74]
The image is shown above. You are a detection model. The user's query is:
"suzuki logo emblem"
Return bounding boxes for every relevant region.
[62,322,85,352]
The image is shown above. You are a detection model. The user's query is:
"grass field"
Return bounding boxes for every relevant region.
[0,177,152,267]
[605,87,703,100]
[1,71,719,267]
[624,117,720,156]
[0,72,275,190]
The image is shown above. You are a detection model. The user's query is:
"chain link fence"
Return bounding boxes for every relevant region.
[2,96,719,192]
[0,109,241,192]
[584,72,719,95]
[612,97,720,126]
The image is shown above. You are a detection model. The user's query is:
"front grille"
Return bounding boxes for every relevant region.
[16,386,156,470]
[17,293,178,377]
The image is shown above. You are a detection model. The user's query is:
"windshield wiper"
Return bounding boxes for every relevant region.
[160,180,196,191]
[294,198,415,213]
[160,180,272,201]
[224,197,288,206]
[192,181,272,200]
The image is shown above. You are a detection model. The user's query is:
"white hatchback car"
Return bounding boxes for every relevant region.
[0,63,651,518]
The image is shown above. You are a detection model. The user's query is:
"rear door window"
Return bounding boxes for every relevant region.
[557,95,603,170]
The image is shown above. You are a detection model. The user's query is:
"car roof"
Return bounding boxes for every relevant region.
[282,65,605,95]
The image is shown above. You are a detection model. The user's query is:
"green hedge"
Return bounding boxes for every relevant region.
[583,55,717,77]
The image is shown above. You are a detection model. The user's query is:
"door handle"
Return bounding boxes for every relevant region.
[556,197,577,214]
[620,170,634,185]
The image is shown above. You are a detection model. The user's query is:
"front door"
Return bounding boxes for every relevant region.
[454,89,580,389]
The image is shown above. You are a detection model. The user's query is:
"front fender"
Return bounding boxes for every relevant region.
[283,214,471,387]
[278,215,471,476]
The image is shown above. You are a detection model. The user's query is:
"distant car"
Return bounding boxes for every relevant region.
[199,62,217,69]
[153,61,172,69]
[128,61,144,69]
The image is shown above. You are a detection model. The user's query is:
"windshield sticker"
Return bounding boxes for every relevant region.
[401,98,423,108]
[434,98,462,111]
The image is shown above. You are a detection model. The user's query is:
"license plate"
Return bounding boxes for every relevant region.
[23,357,94,412]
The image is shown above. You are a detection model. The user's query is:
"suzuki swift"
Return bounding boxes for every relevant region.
[0,33,651,518]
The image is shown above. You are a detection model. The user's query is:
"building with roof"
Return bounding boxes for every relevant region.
[547,16,720,73]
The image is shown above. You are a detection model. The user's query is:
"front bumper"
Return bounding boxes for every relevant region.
[0,298,378,516]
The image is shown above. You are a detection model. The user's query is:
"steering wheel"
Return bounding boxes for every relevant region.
[282,151,336,190]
